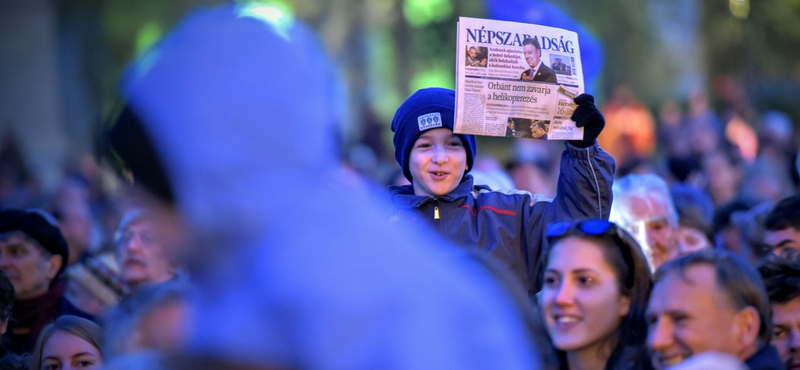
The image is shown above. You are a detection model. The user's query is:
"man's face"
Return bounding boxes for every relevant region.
[409,128,467,198]
[621,192,677,270]
[646,265,749,369]
[764,227,800,255]
[468,48,477,59]
[772,297,800,369]
[117,219,175,290]
[523,44,541,68]
[0,233,60,300]
[531,124,545,139]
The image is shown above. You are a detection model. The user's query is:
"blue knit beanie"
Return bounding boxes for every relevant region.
[391,88,477,182]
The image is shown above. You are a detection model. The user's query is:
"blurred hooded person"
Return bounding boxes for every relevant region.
[103,3,541,369]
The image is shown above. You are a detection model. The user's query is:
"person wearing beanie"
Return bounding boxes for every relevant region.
[389,88,614,294]
[0,208,94,354]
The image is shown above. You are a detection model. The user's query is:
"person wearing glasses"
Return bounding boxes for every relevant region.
[115,209,181,292]
[541,219,653,370]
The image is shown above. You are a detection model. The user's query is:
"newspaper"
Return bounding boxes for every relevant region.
[455,17,584,140]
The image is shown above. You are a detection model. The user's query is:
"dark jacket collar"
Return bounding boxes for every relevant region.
[745,345,786,370]
[389,175,475,209]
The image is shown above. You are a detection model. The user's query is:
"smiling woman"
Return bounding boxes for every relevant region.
[30,315,103,370]
[541,219,653,370]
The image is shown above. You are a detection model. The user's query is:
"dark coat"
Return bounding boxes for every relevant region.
[389,142,615,294]
[520,63,557,83]
[745,345,786,370]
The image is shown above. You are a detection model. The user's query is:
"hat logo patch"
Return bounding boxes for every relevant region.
[418,112,442,131]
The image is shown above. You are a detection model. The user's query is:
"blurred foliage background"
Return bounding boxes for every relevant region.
[2,0,800,190]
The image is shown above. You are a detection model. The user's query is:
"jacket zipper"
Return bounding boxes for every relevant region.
[433,198,440,220]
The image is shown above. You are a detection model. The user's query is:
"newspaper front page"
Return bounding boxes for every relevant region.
[455,17,584,140]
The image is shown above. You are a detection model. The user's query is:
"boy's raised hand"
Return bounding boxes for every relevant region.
[568,93,605,148]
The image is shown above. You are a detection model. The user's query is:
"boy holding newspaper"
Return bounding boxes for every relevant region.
[388,87,613,294]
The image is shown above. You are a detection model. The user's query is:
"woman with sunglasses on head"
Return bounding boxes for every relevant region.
[541,219,653,370]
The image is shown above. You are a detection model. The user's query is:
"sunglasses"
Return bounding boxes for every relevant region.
[546,219,623,239]
[546,219,642,286]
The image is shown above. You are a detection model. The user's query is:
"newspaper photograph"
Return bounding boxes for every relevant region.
[455,17,585,140]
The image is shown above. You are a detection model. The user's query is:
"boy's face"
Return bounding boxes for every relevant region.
[409,128,467,198]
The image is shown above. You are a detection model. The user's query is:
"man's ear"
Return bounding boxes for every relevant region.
[44,254,63,281]
[732,306,760,355]
[618,295,631,318]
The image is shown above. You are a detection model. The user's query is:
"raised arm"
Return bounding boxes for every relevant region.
[520,94,615,292]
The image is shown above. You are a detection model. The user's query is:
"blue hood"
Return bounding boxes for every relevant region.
[120,3,345,243]
[115,5,540,368]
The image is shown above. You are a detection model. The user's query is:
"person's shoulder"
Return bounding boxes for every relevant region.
[540,64,556,76]
[58,296,96,322]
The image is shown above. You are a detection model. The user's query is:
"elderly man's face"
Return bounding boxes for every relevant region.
[646,265,754,369]
[772,297,800,369]
[117,219,175,290]
[621,192,677,270]
[0,233,61,300]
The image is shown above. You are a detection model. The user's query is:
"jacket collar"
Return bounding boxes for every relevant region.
[390,174,475,209]
[744,345,785,370]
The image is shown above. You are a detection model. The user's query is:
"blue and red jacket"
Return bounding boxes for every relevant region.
[389,143,615,294]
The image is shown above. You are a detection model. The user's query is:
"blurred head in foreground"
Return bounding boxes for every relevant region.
[103,3,540,369]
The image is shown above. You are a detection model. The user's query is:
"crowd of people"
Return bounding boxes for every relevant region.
[0,3,798,370]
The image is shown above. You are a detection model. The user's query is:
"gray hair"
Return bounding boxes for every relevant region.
[611,173,678,227]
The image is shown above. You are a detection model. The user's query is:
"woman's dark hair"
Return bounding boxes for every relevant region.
[544,220,654,370]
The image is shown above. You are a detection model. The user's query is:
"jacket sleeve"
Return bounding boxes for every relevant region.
[520,142,615,292]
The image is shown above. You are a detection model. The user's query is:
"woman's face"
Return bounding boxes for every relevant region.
[541,236,630,353]
[40,330,102,370]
